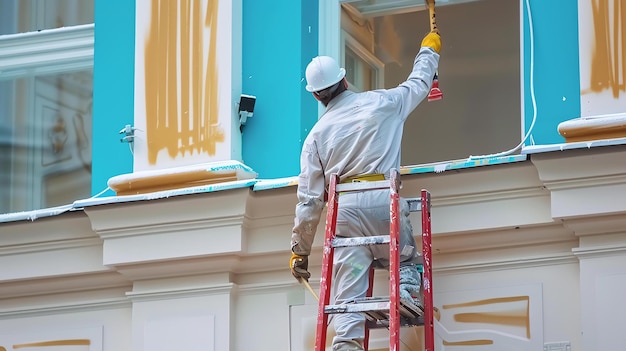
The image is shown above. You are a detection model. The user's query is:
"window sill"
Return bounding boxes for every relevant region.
[522,138,626,154]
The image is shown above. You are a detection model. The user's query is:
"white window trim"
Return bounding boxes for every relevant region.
[341,30,385,91]
[0,23,94,80]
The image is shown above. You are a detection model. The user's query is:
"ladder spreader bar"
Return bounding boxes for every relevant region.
[325,301,390,314]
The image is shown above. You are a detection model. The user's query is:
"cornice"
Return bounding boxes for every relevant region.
[572,243,626,259]
[0,272,130,300]
[0,237,101,255]
[432,224,574,253]
[126,283,236,302]
[0,297,130,318]
[561,214,626,237]
[531,144,626,186]
[0,211,95,246]
[540,173,626,191]
[432,186,547,207]
[434,251,579,275]
[85,188,249,234]
[96,215,245,239]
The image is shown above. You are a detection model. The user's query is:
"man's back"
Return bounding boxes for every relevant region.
[305,89,405,183]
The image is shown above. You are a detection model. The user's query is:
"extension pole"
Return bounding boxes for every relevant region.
[426,0,443,102]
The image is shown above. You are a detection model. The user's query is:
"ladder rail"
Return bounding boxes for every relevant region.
[315,173,340,351]
[421,189,434,351]
[388,170,401,350]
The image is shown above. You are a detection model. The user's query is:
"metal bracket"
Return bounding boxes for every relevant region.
[406,197,423,212]
[119,124,135,143]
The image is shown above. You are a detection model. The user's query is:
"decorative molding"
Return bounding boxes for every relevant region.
[562,214,626,237]
[432,186,548,207]
[0,297,130,318]
[572,244,626,259]
[125,283,236,302]
[434,252,579,275]
[96,216,245,239]
[541,174,626,191]
[0,24,94,79]
[0,237,101,255]
[231,281,296,296]
[0,273,130,300]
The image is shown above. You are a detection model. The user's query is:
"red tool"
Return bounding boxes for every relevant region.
[428,73,443,102]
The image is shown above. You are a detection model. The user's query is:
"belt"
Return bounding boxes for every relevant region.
[341,173,385,183]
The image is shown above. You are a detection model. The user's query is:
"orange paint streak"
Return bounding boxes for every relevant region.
[442,296,528,309]
[143,0,224,165]
[13,339,90,348]
[166,0,179,158]
[203,0,224,156]
[443,296,531,339]
[587,0,625,97]
[181,0,191,151]
[442,339,494,346]
[454,311,528,328]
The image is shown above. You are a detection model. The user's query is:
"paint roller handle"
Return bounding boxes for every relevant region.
[426,0,439,34]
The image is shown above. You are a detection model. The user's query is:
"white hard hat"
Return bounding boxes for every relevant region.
[305,56,346,92]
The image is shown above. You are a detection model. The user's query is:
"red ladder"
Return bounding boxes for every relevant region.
[314,169,434,351]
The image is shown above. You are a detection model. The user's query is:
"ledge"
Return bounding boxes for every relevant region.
[107,160,258,196]
[557,113,626,143]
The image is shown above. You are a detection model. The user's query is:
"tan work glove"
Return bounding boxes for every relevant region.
[421,31,441,54]
[290,252,311,282]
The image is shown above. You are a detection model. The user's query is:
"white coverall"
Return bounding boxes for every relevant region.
[291,47,439,351]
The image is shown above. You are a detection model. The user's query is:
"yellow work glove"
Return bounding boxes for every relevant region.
[290,252,311,282]
[421,31,441,54]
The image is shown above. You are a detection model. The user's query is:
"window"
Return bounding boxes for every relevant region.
[342,31,384,92]
[0,1,94,214]
[333,0,521,165]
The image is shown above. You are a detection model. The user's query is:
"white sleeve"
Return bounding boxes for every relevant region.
[291,139,326,256]
[390,47,440,121]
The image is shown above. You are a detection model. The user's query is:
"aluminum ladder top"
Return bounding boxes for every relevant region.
[314,169,434,351]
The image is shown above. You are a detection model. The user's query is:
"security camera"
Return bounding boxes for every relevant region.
[238,94,257,129]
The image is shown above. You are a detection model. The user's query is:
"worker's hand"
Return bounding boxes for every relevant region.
[421,31,441,54]
[290,252,311,282]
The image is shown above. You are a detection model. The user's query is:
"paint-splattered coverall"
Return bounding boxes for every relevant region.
[291,47,439,350]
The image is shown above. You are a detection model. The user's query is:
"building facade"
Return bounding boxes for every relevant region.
[1,0,626,350]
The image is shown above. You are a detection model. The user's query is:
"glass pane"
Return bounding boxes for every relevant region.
[0,70,93,214]
[345,46,376,92]
[0,0,94,35]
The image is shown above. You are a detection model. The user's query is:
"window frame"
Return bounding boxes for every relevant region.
[322,0,527,166]
[0,24,94,212]
[340,30,385,92]
[0,24,94,80]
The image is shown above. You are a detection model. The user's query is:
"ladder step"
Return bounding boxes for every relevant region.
[324,297,424,328]
[335,179,391,193]
[332,235,390,248]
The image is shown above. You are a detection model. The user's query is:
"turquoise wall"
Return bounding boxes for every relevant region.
[523,0,580,146]
[92,0,135,195]
[241,0,319,179]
